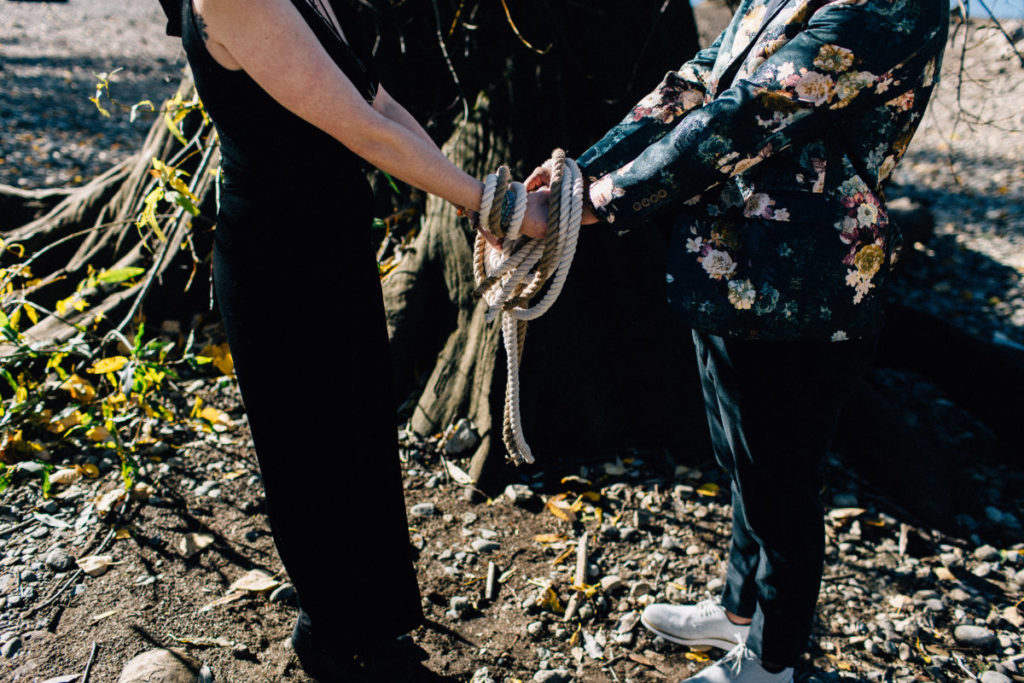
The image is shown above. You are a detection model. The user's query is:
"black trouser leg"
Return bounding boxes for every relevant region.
[212,220,422,654]
[692,330,874,666]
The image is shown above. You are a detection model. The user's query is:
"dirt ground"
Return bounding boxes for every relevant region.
[2,1,1023,682]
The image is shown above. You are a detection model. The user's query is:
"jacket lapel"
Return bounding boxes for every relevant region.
[715,0,792,95]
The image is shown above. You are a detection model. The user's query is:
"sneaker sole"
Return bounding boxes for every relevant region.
[639,613,747,650]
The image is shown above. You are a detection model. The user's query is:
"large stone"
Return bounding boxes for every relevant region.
[953,625,997,649]
[117,648,201,683]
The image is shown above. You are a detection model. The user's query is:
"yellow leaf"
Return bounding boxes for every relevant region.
[199,343,234,375]
[115,528,132,540]
[580,491,601,502]
[198,406,232,432]
[88,356,128,374]
[48,409,88,434]
[538,586,564,614]
[77,463,100,478]
[685,651,711,662]
[24,303,38,325]
[533,533,567,544]
[545,494,577,523]
[61,374,97,403]
[86,425,111,442]
[696,482,720,497]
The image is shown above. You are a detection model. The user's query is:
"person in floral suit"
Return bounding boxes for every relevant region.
[524,0,948,680]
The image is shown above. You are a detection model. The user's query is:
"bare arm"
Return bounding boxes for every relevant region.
[194,0,483,211]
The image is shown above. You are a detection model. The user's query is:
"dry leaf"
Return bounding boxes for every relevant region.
[114,528,132,540]
[88,356,128,374]
[828,507,866,521]
[443,460,475,485]
[77,554,116,577]
[61,374,96,403]
[95,488,128,515]
[198,406,232,432]
[90,609,118,624]
[545,494,577,523]
[200,343,235,375]
[49,468,82,487]
[85,425,111,442]
[131,482,155,500]
[228,569,279,594]
[533,533,567,544]
[696,482,719,497]
[199,591,246,613]
[537,586,564,614]
[180,533,215,558]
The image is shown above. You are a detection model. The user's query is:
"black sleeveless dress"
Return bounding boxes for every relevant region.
[180,0,422,651]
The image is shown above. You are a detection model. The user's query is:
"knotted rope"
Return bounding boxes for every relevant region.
[473,149,584,465]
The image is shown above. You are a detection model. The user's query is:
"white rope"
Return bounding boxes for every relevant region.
[473,151,584,465]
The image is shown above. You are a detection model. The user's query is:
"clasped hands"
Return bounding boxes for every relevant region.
[477,160,598,250]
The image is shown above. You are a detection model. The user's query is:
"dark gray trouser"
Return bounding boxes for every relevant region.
[692,330,876,667]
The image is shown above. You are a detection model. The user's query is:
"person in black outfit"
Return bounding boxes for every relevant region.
[158,0,547,679]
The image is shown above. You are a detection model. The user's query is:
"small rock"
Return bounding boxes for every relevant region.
[269,583,296,604]
[600,575,623,592]
[527,621,545,638]
[450,596,471,613]
[707,577,724,592]
[410,502,437,518]
[924,599,945,613]
[442,419,480,456]
[470,667,498,683]
[629,582,653,599]
[975,545,1001,562]
[953,625,997,649]
[44,548,74,572]
[615,611,640,634]
[504,484,535,506]
[980,672,1011,683]
[533,668,572,683]
[117,649,201,683]
[471,539,500,553]
[1,637,21,658]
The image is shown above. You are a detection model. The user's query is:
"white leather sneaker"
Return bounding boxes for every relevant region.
[641,599,751,650]
[682,641,793,683]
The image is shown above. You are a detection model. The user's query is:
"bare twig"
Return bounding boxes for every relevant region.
[82,641,99,683]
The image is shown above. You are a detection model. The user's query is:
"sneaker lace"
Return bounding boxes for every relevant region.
[696,599,720,617]
[721,637,757,676]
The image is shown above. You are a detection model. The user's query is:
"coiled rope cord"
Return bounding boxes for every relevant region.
[472,149,584,465]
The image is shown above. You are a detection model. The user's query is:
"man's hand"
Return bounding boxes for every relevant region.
[524,161,552,192]
[519,189,549,239]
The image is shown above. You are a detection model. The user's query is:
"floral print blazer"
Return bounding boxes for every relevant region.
[577,0,948,341]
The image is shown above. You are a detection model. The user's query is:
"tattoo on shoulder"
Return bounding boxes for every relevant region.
[196,13,210,42]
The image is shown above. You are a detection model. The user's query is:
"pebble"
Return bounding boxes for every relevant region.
[410,502,437,518]
[504,484,535,506]
[533,668,572,683]
[600,575,623,592]
[954,625,997,649]
[527,621,545,638]
[470,667,498,683]
[975,545,1002,562]
[471,539,500,553]
[1,637,21,658]
[44,548,75,572]
[981,672,1012,683]
[269,583,295,604]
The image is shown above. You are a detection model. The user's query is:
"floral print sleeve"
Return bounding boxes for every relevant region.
[575,29,725,181]
[582,0,947,226]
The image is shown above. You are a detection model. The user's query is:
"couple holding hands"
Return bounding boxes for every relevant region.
[161,0,948,680]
